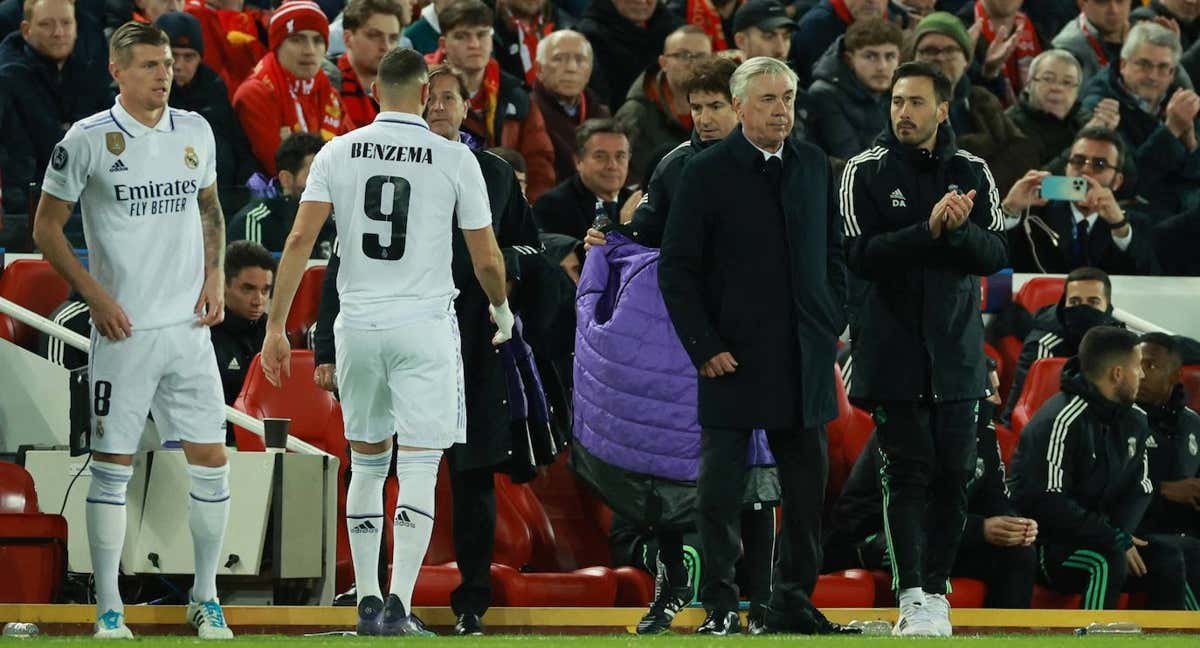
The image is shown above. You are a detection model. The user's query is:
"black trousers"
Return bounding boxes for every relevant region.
[1146,533,1200,610]
[1040,538,1189,609]
[447,458,496,617]
[873,400,978,594]
[697,426,826,617]
[654,506,777,613]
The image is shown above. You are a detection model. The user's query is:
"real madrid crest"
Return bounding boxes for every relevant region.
[106,132,125,156]
[1127,437,1137,458]
[184,145,199,169]
[975,456,985,480]
[1190,432,1198,457]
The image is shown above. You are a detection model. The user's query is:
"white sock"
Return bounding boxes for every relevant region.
[388,449,440,612]
[899,587,926,609]
[347,449,391,604]
[87,460,132,617]
[187,463,231,603]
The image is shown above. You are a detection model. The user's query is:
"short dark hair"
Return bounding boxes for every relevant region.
[890,61,952,104]
[275,132,325,178]
[683,56,738,104]
[109,20,169,67]
[1073,126,1127,169]
[439,0,492,35]
[1065,266,1113,300]
[844,17,904,53]
[343,0,407,32]
[427,63,470,100]
[225,240,277,282]
[488,147,526,173]
[1140,332,1183,368]
[377,47,428,90]
[574,118,628,156]
[1079,325,1140,381]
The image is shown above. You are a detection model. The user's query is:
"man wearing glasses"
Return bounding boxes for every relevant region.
[615,25,713,184]
[1001,127,1160,275]
[1080,21,1200,217]
[337,0,410,128]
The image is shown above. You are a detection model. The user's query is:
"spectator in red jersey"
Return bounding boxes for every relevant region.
[233,0,353,175]
[336,0,407,127]
[185,0,269,92]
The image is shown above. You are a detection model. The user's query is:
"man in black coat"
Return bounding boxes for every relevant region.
[311,65,544,636]
[839,61,1008,635]
[658,56,852,636]
[532,118,634,240]
[577,0,682,110]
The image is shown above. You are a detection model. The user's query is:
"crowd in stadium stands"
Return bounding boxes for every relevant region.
[4,0,1200,634]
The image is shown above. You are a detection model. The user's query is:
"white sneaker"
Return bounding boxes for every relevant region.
[94,609,134,639]
[924,593,953,636]
[188,597,235,640]
[893,601,938,637]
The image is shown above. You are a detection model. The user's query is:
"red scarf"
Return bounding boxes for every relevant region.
[642,70,694,132]
[502,7,555,86]
[975,1,1042,92]
[250,51,346,140]
[831,0,853,25]
[1078,14,1110,67]
[337,52,378,128]
[687,0,728,51]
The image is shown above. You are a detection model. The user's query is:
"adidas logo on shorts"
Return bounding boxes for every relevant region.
[395,510,416,529]
[350,519,377,534]
[109,159,128,173]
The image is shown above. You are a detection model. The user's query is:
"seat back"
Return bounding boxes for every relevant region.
[0,462,38,513]
[526,450,614,571]
[1182,365,1200,413]
[1014,277,1064,315]
[0,259,71,350]
[826,364,875,511]
[1011,357,1068,437]
[232,351,344,456]
[286,265,326,348]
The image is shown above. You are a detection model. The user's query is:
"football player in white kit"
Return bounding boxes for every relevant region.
[260,48,514,636]
[32,22,234,640]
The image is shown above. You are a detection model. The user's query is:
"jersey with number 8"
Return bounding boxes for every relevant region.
[300,112,492,329]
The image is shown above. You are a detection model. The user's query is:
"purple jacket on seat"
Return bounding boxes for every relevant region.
[573,233,773,482]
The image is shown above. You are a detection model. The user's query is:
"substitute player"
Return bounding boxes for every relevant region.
[33,22,233,640]
[260,48,513,637]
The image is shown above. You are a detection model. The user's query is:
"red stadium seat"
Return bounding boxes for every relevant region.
[1014,277,1065,315]
[869,572,987,608]
[285,265,326,348]
[614,566,654,607]
[1010,357,1068,437]
[411,563,516,607]
[0,463,68,603]
[1032,584,1130,609]
[996,334,1024,402]
[0,259,71,350]
[231,351,344,455]
[1182,365,1200,412]
[813,569,876,608]
[995,423,1018,467]
[526,451,615,572]
[826,364,875,507]
[0,461,38,513]
[491,563,618,607]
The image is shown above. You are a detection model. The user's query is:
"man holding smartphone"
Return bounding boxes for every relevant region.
[1001,127,1160,275]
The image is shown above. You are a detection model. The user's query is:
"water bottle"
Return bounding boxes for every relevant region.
[2,622,40,638]
[847,619,893,636]
[592,198,611,231]
[1074,622,1142,635]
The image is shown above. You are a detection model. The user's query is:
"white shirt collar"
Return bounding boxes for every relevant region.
[1069,203,1099,230]
[421,3,440,32]
[110,96,174,138]
[748,137,783,161]
[373,111,431,130]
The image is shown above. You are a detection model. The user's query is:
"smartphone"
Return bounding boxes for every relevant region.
[1039,176,1089,202]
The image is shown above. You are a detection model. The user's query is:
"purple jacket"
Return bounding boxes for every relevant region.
[573,234,773,482]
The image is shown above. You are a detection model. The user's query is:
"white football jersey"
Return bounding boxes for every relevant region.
[301,111,492,329]
[42,98,217,331]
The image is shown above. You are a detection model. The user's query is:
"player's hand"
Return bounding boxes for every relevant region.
[89,292,133,340]
[195,271,225,327]
[261,330,292,388]
[1160,478,1200,510]
[619,189,644,225]
[1126,537,1149,578]
[313,363,337,392]
[489,300,515,345]
[700,352,737,378]
[983,516,1033,547]
[943,189,976,232]
[583,227,607,251]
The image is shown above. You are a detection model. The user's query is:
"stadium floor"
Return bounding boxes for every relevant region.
[11,635,1200,646]
[3,605,1199,641]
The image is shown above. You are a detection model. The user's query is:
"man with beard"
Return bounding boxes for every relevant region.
[1009,326,1191,610]
[1134,332,1200,610]
[1000,267,1124,424]
[1053,0,1133,83]
[1000,128,1160,275]
[840,61,1008,636]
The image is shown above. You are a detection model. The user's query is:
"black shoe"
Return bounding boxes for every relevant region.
[379,594,435,636]
[746,605,767,636]
[635,582,692,635]
[455,613,484,636]
[695,610,741,635]
[809,606,861,635]
[355,595,383,636]
[334,585,358,607]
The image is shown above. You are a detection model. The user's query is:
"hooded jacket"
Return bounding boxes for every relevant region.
[1137,384,1200,536]
[1051,13,1124,83]
[1000,300,1124,423]
[577,0,683,110]
[807,35,890,161]
[1008,358,1154,551]
[621,130,712,248]
[841,125,1008,404]
[789,0,910,88]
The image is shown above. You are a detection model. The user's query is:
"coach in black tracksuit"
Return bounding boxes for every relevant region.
[823,368,1037,608]
[839,62,1007,622]
[1009,329,1188,610]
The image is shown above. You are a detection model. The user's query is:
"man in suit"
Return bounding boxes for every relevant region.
[532,117,634,240]
[840,61,1008,635]
[658,56,853,636]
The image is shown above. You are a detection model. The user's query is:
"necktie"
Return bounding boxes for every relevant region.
[1074,220,1091,267]
[764,156,783,190]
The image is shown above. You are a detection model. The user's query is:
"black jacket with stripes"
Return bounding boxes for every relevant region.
[1008,359,1153,551]
[839,126,1008,404]
[1138,385,1200,536]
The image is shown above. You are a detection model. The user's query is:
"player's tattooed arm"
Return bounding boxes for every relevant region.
[198,184,226,273]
